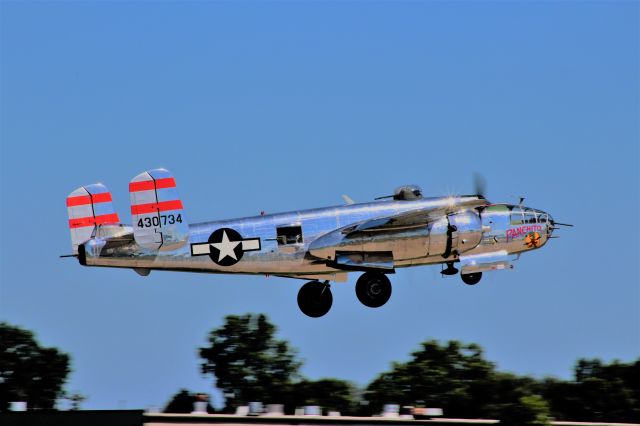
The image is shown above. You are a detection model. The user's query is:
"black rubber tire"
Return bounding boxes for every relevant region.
[297,281,333,318]
[356,272,392,308]
[461,272,482,285]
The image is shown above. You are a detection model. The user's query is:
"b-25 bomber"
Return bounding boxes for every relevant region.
[65,168,569,317]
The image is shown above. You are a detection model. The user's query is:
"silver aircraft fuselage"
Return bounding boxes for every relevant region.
[79,195,553,280]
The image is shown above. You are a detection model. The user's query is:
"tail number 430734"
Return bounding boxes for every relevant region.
[137,214,183,228]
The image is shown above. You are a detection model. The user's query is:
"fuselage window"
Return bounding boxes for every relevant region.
[276,225,303,245]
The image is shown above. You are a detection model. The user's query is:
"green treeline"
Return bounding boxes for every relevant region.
[1,318,638,424]
[186,314,640,424]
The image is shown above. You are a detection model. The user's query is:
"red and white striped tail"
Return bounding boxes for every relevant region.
[129,168,188,251]
[66,183,120,253]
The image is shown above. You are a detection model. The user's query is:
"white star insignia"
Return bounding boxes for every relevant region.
[211,230,240,262]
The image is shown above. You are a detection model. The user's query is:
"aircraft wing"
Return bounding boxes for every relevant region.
[344,196,487,235]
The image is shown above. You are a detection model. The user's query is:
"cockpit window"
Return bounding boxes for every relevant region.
[523,209,537,224]
[510,206,524,225]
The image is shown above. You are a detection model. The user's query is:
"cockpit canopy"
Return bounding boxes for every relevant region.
[393,185,423,201]
[482,204,552,225]
[510,205,552,225]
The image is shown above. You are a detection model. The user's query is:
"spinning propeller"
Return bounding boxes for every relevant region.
[473,172,487,199]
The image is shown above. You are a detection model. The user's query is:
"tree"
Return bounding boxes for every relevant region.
[164,389,215,413]
[287,379,360,415]
[497,394,551,426]
[0,322,71,411]
[541,358,640,423]
[364,340,499,418]
[482,372,538,419]
[199,314,301,411]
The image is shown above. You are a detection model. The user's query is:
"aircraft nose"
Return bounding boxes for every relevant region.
[545,214,573,237]
[547,215,555,237]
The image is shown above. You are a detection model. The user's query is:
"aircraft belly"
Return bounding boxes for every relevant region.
[82,234,340,275]
[309,227,431,263]
[86,250,339,275]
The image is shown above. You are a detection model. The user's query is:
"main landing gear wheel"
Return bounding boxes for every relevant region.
[297,281,333,318]
[461,272,482,285]
[356,272,392,308]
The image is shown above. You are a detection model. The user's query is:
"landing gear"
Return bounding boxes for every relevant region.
[461,272,482,285]
[356,272,392,308]
[441,262,459,276]
[297,281,333,317]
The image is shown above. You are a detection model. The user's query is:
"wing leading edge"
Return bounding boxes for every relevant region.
[345,195,488,235]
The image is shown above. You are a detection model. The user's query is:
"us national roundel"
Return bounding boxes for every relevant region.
[208,228,244,266]
[190,227,261,267]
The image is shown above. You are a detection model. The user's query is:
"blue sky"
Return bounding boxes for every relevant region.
[1,1,638,410]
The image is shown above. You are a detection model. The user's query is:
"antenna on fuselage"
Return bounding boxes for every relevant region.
[342,195,355,205]
[507,195,525,206]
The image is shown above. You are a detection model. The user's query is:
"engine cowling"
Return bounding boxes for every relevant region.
[308,210,483,264]
[425,210,483,258]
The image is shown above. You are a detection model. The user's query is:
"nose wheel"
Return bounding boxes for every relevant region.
[356,272,392,308]
[297,281,333,317]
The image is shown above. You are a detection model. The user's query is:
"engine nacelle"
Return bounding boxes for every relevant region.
[308,209,483,264]
[426,210,483,258]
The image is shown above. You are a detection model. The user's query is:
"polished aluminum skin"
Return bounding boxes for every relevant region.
[74,180,555,281]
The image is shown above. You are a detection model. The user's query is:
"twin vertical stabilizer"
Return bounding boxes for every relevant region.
[66,168,188,254]
[66,184,120,254]
[129,168,188,251]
